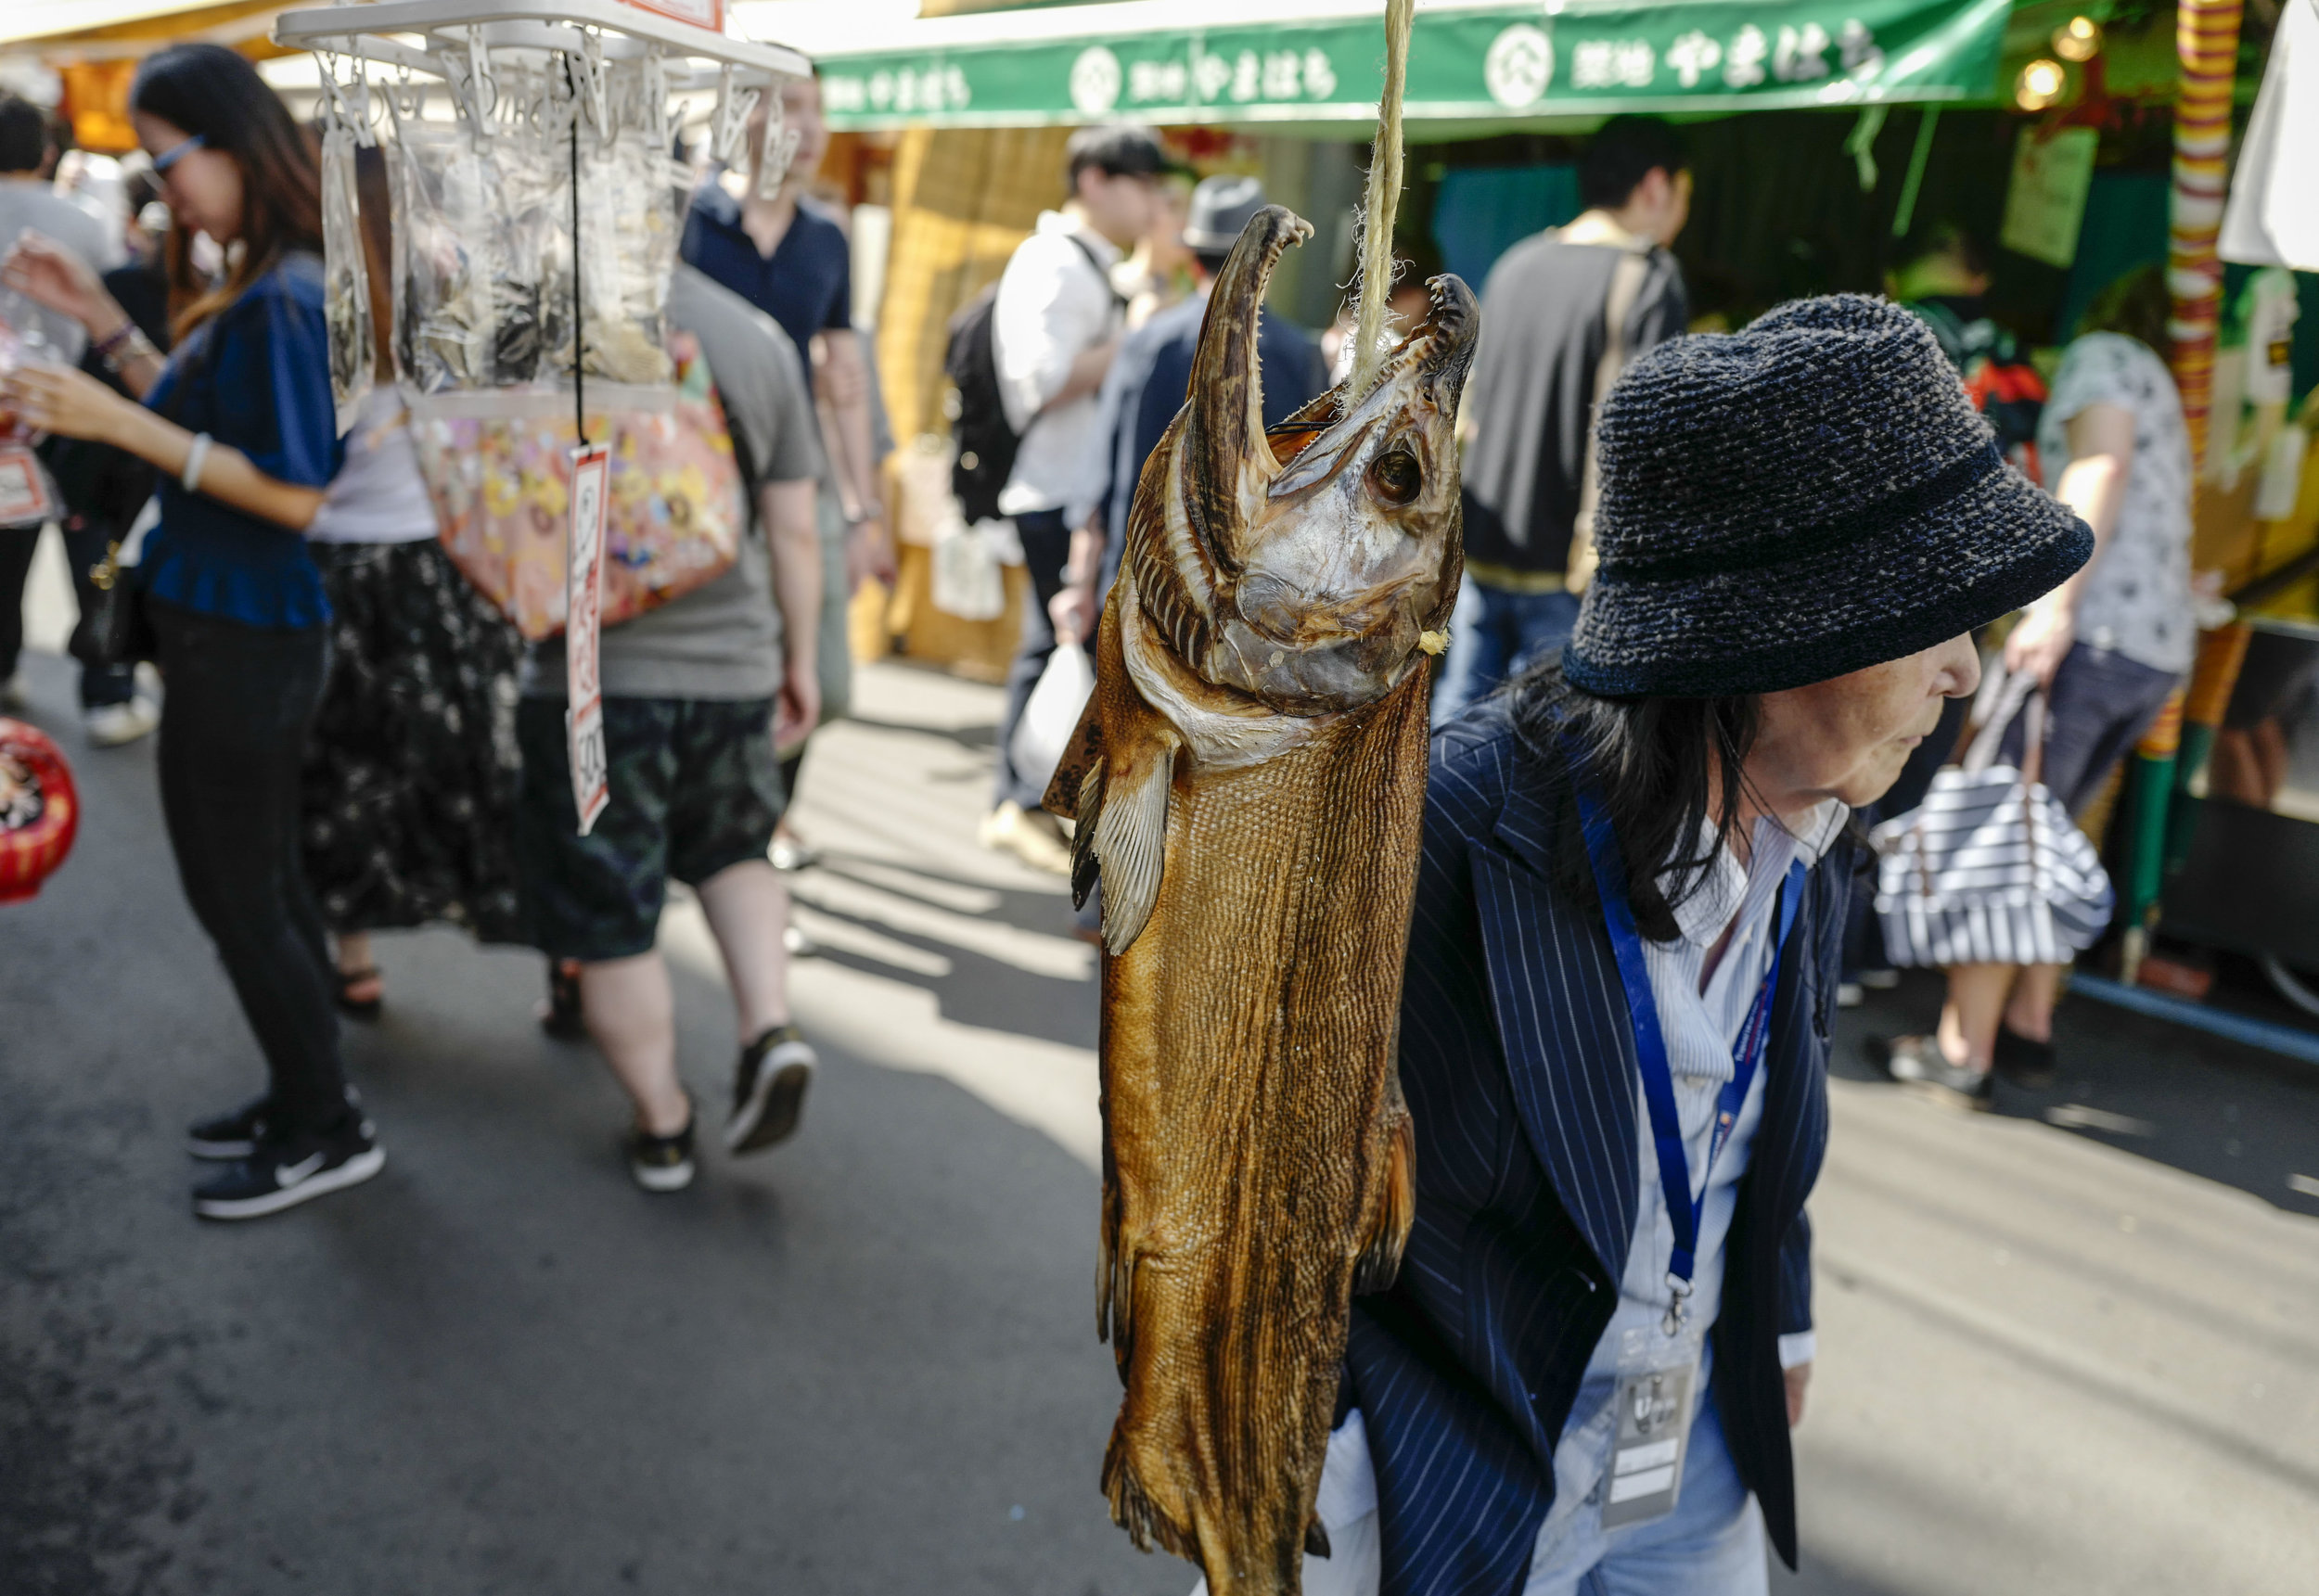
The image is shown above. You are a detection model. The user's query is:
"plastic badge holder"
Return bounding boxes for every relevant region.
[319,121,375,435]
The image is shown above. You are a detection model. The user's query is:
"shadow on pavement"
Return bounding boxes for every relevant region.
[1834,970,2319,1222]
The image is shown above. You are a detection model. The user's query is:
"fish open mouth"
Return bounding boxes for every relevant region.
[1352,273,1480,411]
[1264,273,1480,481]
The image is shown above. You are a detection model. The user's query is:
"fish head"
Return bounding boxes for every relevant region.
[1132,204,1477,717]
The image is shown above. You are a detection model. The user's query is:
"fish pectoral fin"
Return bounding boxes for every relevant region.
[1070,763,1104,913]
[1095,742,1173,955]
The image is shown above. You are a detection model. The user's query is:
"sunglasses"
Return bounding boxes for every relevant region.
[151,132,206,175]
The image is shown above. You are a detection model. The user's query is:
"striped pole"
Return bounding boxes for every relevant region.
[2167,0,2245,473]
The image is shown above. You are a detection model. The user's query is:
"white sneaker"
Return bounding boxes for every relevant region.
[0,672,25,713]
[85,697,160,747]
[979,799,1073,875]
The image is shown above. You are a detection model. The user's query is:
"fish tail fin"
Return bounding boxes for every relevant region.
[1352,1069,1416,1296]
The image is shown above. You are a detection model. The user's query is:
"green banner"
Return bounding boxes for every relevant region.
[818,0,2011,130]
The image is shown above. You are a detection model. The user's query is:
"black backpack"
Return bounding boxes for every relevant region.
[942,234,1115,524]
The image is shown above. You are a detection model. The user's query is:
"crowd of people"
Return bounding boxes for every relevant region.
[0,47,890,1213]
[0,48,2200,1593]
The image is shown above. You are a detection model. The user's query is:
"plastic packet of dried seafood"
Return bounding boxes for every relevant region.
[540,130,675,389]
[318,123,373,435]
[388,122,496,394]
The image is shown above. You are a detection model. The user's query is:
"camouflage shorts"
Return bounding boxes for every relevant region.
[516,696,784,961]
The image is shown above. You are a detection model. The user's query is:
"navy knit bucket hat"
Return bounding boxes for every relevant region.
[1561,294,2094,699]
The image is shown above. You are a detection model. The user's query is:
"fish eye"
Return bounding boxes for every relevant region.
[1368,448,1423,507]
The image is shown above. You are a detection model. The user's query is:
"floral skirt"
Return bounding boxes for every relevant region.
[301,540,526,942]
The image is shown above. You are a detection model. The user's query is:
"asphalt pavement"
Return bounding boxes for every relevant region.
[4,623,2316,1596]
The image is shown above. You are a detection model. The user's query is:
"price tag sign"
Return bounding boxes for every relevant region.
[566,440,612,836]
[0,442,58,529]
[619,0,723,30]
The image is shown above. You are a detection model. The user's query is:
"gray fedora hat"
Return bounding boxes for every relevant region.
[1182,174,1267,251]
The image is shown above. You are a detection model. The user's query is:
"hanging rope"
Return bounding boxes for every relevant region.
[1348,0,1416,394]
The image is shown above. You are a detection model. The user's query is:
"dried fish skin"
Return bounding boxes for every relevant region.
[1050,207,1475,1596]
[318,122,374,434]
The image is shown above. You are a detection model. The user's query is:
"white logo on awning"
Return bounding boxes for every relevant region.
[1485,24,1555,109]
[1071,46,1123,115]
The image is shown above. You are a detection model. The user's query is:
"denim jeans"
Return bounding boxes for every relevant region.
[1434,579,1583,728]
[991,508,1074,811]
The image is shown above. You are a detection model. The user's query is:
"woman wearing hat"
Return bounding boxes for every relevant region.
[1267,296,2091,1594]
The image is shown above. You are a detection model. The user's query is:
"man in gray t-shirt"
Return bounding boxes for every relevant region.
[516,264,826,1194]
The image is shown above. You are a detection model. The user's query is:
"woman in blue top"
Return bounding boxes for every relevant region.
[2,44,379,1220]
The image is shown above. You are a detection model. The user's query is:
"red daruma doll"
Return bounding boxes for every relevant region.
[0,719,78,901]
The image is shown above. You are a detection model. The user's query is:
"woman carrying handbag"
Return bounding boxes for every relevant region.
[1873,264,2193,1106]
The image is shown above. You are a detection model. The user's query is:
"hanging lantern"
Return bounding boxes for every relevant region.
[0,718,79,903]
[2053,15,2104,61]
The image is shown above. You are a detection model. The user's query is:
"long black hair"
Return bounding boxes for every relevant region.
[131,43,323,346]
[1505,659,1762,944]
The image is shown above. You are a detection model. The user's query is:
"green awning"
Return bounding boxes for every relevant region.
[812,0,2012,131]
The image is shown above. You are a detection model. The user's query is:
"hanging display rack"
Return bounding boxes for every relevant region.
[274,0,810,97]
[276,0,812,428]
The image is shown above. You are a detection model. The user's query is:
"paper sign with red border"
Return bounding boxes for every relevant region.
[566,440,612,836]
[617,0,723,32]
[0,442,58,529]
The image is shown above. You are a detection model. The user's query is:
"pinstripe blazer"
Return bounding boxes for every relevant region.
[1342,698,1842,1595]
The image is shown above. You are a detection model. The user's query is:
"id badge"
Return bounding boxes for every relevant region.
[1598,1327,1701,1529]
[0,442,58,529]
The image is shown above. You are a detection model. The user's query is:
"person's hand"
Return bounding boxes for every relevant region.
[2,234,118,334]
[845,511,896,593]
[0,361,135,444]
[775,663,822,749]
[1049,578,1099,647]
[2004,597,2076,691]
[1784,1361,1812,1428]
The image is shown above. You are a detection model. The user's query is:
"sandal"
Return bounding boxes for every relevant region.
[537,959,587,1040]
[336,965,385,1022]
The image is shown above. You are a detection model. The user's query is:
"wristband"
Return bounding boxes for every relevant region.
[93,321,137,357]
[181,432,214,494]
[101,329,157,376]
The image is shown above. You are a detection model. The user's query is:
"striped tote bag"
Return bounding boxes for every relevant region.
[1871,672,2114,967]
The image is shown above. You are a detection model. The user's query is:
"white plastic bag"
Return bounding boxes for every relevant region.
[1009,641,1095,798]
[931,513,1006,621]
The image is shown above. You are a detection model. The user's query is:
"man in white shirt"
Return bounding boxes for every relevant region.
[980,122,1167,874]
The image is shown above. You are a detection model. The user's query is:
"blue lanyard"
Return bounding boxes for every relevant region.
[1571,779,1805,1332]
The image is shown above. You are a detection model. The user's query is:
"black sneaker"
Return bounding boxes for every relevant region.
[1877,1035,1993,1110]
[725,1024,815,1154]
[627,1104,698,1193]
[1993,1026,2057,1091]
[187,1088,371,1160]
[192,1113,385,1220]
[186,1094,275,1160]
